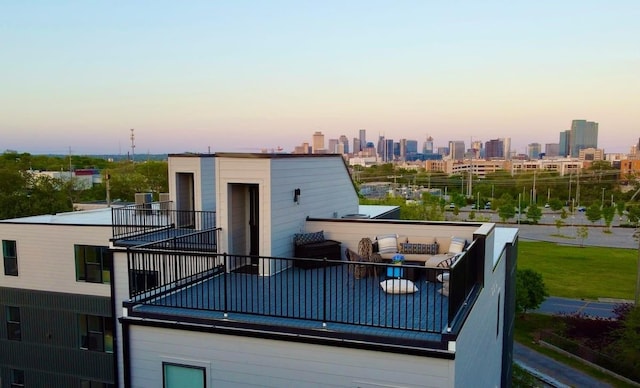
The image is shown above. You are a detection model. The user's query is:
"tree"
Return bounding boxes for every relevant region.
[548,198,564,211]
[526,203,542,224]
[602,205,615,232]
[516,269,548,314]
[616,201,626,220]
[610,306,640,375]
[585,204,602,224]
[498,203,515,223]
[560,208,568,220]
[554,218,564,235]
[628,206,640,226]
[576,226,589,247]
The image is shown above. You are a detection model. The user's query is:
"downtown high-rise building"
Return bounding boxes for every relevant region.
[339,135,349,154]
[359,129,366,153]
[312,131,325,154]
[423,136,434,154]
[485,139,504,159]
[559,130,571,156]
[570,120,598,157]
[545,143,559,157]
[527,143,541,159]
[448,140,465,161]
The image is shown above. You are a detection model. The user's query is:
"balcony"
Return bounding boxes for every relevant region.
[123,238,484,350]
[111,201,216,244]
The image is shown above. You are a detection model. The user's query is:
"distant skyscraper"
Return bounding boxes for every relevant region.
[545,143,559,157]
[339,135,349,154]
[406,140,418,154]
[385,139,394,161]
[399,139,407,161]
[559,130,571,157]
[485,139,504,159]
[353,137,360,155]
[448,141,465,161]
[527,143,541,159]
[359,129,366,153]
[570,120,598,157]
[312,131,325,154]
[423,136,434,154]
[502,137,511,160]
[328,138,339,154]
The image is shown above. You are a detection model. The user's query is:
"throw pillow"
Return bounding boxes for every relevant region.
[448,237,466,254]
[376,234,398,254]
[294,230,325,245]
[379,279,418,294]
[426,242,439,255]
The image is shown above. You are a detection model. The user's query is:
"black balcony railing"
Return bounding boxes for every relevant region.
[447,238,484,327]
[125,249,476,335]
[112,202,216,241]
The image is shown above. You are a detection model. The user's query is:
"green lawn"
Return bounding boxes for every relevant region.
[518,241,637,300]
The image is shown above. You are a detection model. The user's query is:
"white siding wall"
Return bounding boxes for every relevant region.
[305,220,481,259]
[128,325,454,388]
[216,158,271,255]
[270,157,358,258]
[0,223,112,297]
[452,232,508,387]
[199,157,216,212]
[112,249,129,388]
[168,156,205,211]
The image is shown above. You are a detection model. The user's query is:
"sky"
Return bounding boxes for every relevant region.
[1,1,639,155]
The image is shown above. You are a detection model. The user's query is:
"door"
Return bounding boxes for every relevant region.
[175,172,195,228]
[228,184,260,268]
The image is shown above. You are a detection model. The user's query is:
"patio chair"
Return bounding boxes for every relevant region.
[345,248,367,279]
[358,237,382,277]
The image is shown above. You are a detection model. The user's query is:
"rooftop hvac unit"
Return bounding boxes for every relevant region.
[135,193,153,209]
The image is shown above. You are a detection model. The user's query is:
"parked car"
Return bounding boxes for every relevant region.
[448,203,456,209]
[544,203,550,208]
[577,206,586,212]
[484,202,492,209]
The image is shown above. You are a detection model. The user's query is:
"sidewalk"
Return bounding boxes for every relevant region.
[514,342,612,388]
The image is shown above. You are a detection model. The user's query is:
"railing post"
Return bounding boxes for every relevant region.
[322,257,327,327]
[223,253,228,318]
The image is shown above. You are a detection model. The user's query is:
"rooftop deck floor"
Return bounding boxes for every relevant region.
[129,264,450,348]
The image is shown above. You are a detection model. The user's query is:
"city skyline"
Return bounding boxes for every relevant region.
[1,1,638,155]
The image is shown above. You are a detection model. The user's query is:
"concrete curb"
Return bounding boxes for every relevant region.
[513,360,570,388]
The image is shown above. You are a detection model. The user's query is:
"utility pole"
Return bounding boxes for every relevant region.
[601,188,605,209]
[576,169,580,207]
[130,128,136,162]
[532,170,537,205]
[518,193,521,225]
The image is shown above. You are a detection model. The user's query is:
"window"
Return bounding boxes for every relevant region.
[6,306,21,341]
[3,240,18,276]
[163,363,205,388]
[75,245,112,284]
[80,380,114,388]
[11,369,25,388]
[79,314,113,353]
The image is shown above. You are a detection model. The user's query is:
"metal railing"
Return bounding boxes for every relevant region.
[112,201,216,241]
[448,238,484,325]
[126,249,463,335]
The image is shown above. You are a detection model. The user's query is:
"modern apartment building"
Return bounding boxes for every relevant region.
[0,210,116,387]
[110,153,517,387]
[2,152,518,387]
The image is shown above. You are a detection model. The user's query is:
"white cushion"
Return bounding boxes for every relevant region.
[377,234,398,254]
[436,272,450,283]
[379,279,418,294]
[448,237,466,254]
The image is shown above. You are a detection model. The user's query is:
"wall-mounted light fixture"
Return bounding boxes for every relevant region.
[293,188,301,204]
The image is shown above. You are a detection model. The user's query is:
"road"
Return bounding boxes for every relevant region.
[534,296,623,319]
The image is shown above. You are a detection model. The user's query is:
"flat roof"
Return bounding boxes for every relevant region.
[167,152,344,159]
[357,205,400,218]
[0,207,113,226]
